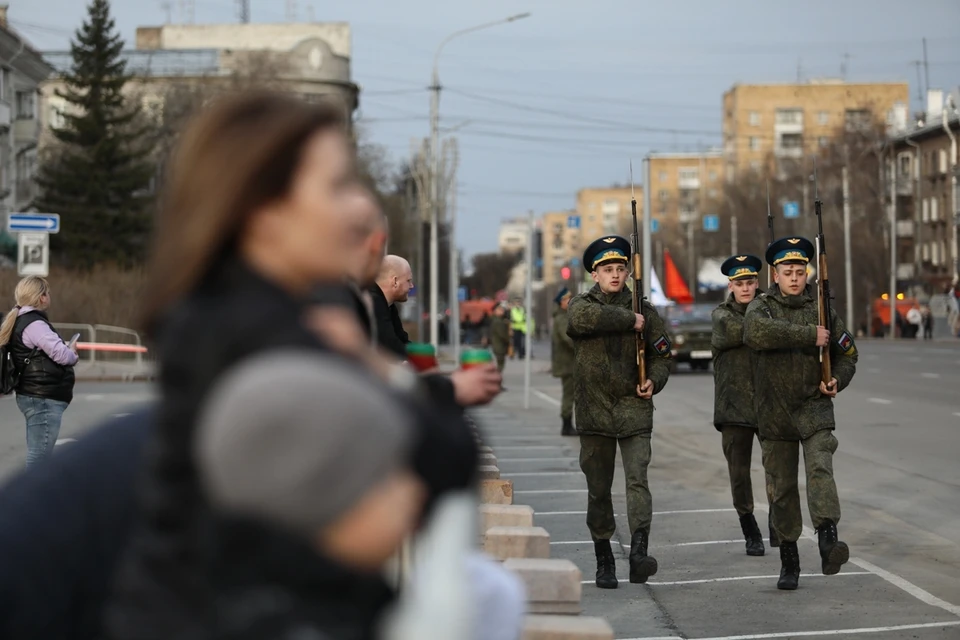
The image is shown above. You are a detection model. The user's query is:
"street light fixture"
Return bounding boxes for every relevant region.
[427,13,531,350]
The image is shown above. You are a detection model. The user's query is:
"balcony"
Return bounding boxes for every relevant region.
[896,220,914,237]
[896,263,915,280]
[895,176,913,196]
[0,102,9,129]
[774,133,804,158]
[14,117,40,144]
[774,109,804,135]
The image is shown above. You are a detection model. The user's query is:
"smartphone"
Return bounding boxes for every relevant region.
[68,333,80,348]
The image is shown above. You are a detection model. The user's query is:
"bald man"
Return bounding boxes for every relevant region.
[368,255,414,358]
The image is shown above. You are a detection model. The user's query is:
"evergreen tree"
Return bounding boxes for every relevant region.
[35,0,154,268]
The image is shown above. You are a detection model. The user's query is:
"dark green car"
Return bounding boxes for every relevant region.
[662,303,714,371]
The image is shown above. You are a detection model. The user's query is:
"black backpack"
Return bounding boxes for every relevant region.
[0,343,37,395]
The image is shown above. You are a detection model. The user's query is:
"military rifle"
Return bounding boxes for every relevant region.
[813,160,833,387]
[766,180,774,289]
[629,160,646,386]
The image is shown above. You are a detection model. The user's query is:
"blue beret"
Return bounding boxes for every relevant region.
[554,287,571,304]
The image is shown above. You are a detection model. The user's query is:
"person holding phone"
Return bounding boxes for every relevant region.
[0,276,78,467]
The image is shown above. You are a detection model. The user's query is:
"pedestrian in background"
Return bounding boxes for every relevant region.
[550,287,576,436]
[0,275,78,467]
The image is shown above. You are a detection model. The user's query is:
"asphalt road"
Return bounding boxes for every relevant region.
[481,337,960,639]
[0,338,957,639]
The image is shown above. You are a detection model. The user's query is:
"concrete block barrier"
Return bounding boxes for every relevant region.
[484,525,551,561]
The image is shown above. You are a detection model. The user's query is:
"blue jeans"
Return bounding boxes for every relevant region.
[16,395,69,468]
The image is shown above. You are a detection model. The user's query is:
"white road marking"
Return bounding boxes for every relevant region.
[532,389,561,406]
[617,620,960,640]
[867,397,892,405]
[634,571,872,587]
[920,372,941,379]
[490,445,564,450]
[850,557,960,617]
[654,539,744,548]
[83,394,105,401]
[537,508,734,517]
[552,540,626,547]
[953,412,960,418]
[497,457,578,463]
[54,438,77,446]
[501,471,580,477]
[113,412,132,418]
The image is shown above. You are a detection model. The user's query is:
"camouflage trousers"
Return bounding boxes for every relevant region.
[560,375,575,420]
[761,429,841,543]
[720,425,768,517]
[579,434,652,540]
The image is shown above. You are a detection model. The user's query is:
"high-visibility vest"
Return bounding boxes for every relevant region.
[510,307,527,333]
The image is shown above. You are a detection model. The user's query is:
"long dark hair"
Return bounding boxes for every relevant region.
[139,91,346,336]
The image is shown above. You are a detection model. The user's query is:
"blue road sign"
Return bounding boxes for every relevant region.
[8,213,60,234]
[650,218,659,233]
[458,286,467,302]
[783,201,800,219]
[567,215,581,229]
[703,214,720,232]
[570,258,580,267]
[535,258,543,268]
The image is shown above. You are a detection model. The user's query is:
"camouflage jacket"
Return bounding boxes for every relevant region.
[711,293,757,431]
[489,315,511,355]
[566,284,672,438]
[551,307,575,377]
[743,285,858,441]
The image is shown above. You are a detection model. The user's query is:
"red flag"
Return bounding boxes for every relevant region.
[663,249,694,304]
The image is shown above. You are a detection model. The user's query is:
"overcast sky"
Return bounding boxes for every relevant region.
[12,0,960,261]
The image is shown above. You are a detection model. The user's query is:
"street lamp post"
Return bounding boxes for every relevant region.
[428,13,530,350]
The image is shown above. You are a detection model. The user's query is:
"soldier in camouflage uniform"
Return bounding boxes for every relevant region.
[489,304,511,387]
[567,235,672,589]
[712,254,768,557]
[551,287,577,436]
[744,237,857,591]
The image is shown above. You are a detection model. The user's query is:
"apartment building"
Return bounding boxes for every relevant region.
[887,89,960,294]
[722,80,910,179]
[541,210,579,286]
[648,151,724,226]
[39,21,360,146]
[0,6,54,214]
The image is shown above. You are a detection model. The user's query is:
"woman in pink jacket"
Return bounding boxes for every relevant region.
[0,276,78,467]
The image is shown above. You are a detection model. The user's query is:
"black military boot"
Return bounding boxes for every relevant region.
[561,416,576,436]
[629,529,659,584]
[768,512,780,548]
[817,519,849,575]
[739,513,765,557]
[777,541,800,590]
[593,540,618,589]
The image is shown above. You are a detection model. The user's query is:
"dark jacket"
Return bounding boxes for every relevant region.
[11,310,76,403]
[104,259,362,640]
[567,285,672,437]
[551,307,574,378]
[743,285,858,441]
[367,284,409,358]
[711,294,757,430]
[0,409,152,640]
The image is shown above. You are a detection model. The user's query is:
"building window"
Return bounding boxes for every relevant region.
[678,167,699,183]
[750,160,762,172]
[775,109,803,125]
[898,155,911,177]
[749,111,760,126]
[658,171,667,182]
[844,109,871,131]
[749,137,761,151]
[939,149,948,173]
[922,198,929,222]
[708,188,719,199]
[658,190,668,201]
[726,164,735,183]
[602,198,619,214]
[818,111,830,125]
[818,136,829,148]
[779,133,803,149]
[15,90,35,119]
[931,197,939,221]
[709,170,717,182]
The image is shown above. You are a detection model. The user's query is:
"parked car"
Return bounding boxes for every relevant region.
[662,303,714,371]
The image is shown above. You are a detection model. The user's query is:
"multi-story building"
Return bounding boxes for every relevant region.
[498,216,532,256]
[722,80,910,179]
[540,210,579,286]
[38,22,360,146]
[887,89,960,295]
[648,151,724,226]
[0,6,54,215]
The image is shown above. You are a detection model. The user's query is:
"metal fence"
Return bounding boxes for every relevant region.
[55,323,149,364]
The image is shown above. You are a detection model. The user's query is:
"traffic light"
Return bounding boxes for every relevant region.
[560,266,571,280]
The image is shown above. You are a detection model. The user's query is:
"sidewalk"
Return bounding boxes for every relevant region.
[75,360,155,382]
[471,362,960,639]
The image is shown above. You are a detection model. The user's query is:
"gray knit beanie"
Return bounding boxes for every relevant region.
[195,350,416,536]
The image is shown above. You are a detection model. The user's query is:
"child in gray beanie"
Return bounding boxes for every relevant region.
[194,349,426,638]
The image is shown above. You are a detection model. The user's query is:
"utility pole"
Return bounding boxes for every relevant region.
[686,220,696,299]
[842,165,854,333]
[889,151,898,340]
[428,14,531,351]
[731,216,738,255]
[236,0,249,22]
[523,209,534,410]
[642,156,652,298]
[445,137,461,362]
